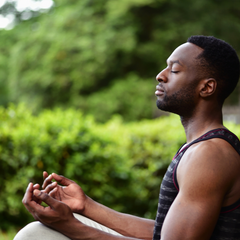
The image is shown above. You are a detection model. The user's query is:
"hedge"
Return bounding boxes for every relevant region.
[0,104,238,230]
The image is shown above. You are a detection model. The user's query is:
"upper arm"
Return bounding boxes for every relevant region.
[161,140,236,240]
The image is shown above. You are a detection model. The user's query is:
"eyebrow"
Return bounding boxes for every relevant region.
[167,60,183,66]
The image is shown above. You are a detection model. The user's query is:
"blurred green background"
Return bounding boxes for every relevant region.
[1,0,240,237]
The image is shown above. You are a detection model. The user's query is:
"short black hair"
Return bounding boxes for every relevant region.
[187,35,240,103]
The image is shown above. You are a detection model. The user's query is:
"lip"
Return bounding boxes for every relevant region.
[155,85,164,96]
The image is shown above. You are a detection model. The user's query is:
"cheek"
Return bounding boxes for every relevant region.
[166,82,183,94]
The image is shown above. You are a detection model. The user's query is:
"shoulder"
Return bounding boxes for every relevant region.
[180,137,240,172]
[161,138,240,239]
[177,138,240,198]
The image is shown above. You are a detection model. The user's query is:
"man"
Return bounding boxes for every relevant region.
[15,35,240,240]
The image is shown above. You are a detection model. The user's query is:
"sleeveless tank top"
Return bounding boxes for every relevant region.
[152,128,240,240]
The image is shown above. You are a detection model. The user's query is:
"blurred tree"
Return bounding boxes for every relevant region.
[1,0,240,121]
[0,0,54,25]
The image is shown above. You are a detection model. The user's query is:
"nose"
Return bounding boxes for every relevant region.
[156,68,168,83]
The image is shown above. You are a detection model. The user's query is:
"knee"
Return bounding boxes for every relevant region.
[14,221,45,240]
[14,221,70,240]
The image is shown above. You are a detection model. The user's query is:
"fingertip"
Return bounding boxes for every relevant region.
[33,183,40,189]
[49,187,57,196]
[33,189,41,197]
[26,182,34,192]
[51,173,59,180]
[43,171,48,178]
[45,174,52,182]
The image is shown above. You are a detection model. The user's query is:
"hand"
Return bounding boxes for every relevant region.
[22,182,77,232]
[42,172,88,214]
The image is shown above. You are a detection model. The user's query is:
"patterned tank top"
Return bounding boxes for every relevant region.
[152,128,240,240]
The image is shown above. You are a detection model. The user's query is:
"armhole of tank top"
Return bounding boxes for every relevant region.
[220,198,240,214]
[172,136,228,193]
[173,129,240,193]
[173,142,186,159]
[172,137,228,193]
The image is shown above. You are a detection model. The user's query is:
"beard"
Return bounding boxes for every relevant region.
[156,83,197,117]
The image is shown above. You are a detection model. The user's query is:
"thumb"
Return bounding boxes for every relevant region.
[33,189,58,208]
[52,173,74,186]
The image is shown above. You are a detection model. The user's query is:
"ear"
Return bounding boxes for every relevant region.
[199,78,217,97]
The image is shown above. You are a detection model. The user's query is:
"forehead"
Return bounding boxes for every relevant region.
[167,42,204,67]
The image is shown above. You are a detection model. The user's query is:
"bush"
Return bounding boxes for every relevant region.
[2,104,239,230]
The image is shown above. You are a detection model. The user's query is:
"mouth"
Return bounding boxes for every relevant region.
[155,85,164,96]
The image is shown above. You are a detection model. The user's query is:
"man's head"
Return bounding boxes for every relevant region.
[156,36,240,116]
[155,42,204,116]
[187,35,240,104]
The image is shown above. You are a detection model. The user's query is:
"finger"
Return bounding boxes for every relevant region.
[33,195,42,205]
[33,184,40,190]
[43,171,48,180]
[49,187,58,197]
[43,181,58,194]
[23,183,43,215]
[33,189,60,210]
[42,174,54,189]
[22,182,33,205]
[32,184,42,204]
[52,173,74,186]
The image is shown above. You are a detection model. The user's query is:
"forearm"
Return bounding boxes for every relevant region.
[63,218,147,240]
[81,197,155,240]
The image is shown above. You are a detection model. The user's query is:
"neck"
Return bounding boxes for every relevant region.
[180,104,224,143]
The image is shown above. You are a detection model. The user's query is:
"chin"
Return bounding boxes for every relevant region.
[156,100,187,116]
[156,100,171,112]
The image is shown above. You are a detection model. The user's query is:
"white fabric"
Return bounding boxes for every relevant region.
[14,213,122,239]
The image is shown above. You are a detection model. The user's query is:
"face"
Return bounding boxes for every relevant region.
[155,42,204,117]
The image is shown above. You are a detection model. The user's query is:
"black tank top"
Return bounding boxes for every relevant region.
[152,128,240,240]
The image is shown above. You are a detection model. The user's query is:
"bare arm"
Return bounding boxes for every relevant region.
[23,183,139,240]
[161,139,240,240]
[31,173,154,239]
[83,196,155,239]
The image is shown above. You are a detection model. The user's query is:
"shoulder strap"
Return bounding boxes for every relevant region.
[173,128,240,191]
[188,128,240,155]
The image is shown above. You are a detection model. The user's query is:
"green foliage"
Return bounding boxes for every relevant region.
[83,74,155,122]
[1,0,240,121]
[1,105,240,231]
[0,228,17,240]
[0,104,185,230]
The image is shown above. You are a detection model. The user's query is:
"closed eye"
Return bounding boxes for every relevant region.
[171,71,179,73]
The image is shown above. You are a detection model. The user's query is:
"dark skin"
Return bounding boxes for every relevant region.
[23,42,240,239]
[156,43,240,239]
[23,173,154,240]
